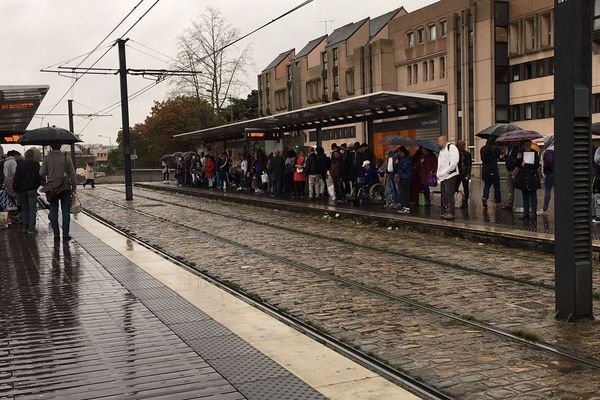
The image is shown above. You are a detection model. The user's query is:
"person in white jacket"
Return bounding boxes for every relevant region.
[437,136,460,220]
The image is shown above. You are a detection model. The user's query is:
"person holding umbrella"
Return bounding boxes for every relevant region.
[480,138,502,208]
[40,141,77,241]
[515,140,541,219]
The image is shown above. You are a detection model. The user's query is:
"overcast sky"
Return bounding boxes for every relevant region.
[1,0,436,148]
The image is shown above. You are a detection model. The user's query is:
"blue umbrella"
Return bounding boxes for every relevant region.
[416,139,439,153]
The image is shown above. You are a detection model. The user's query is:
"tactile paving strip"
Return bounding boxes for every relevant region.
[70,220,326,400]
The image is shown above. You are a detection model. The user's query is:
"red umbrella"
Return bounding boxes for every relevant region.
[495,130,543,144]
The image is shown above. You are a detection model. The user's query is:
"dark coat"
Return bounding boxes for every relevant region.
[515,151,541,191]
[480,144,500,179]
[270,155,286,177]
[458,150,472,177]
[304,152,319,175]
[13,159,41,193]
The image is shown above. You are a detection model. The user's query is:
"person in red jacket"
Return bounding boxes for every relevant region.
[417,148,438,207]
[204,155,216,189]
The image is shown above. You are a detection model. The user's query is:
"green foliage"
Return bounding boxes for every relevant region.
[220,90,259,123]
[114,96,218,168]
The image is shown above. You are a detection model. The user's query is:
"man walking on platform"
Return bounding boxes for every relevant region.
[437,136,460,220]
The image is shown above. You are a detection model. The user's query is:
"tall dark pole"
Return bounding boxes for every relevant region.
[67,99,76,167]
[554,0,594,320]
[118,39,133,201]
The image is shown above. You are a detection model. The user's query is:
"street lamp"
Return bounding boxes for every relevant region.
[98,135,112,149]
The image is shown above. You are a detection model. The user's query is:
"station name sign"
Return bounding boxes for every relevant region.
[245,128,281,141]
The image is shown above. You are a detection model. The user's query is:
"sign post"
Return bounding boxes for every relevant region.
[554,0,594,320]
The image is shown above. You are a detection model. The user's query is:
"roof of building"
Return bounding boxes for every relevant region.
[262,49,295,72]
[174,91,445,142]
[295,35,328,59]
[369,8,403,38]
[326,18,369,48]
[0,85,50,141]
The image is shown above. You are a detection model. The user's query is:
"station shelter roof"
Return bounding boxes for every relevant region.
[174,91,445,143]
[0,85,49,143]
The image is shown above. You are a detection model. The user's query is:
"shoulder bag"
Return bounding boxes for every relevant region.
[41,153,70,202]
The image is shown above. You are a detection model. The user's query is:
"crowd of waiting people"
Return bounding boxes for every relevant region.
[168,134,564,221]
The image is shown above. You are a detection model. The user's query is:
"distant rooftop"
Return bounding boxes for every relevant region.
[369,8,403,38]
[262,49,295,72]
[295,35,328,59]
[326,18,369,48]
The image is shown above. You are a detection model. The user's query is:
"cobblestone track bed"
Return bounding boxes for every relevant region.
[96,187,600,363]
[79,188,600,399]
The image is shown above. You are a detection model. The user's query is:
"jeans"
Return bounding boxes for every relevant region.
[83,179,95,188]
[522,189,538,216]
[333,176,344,200]
[399,177,411,208]
[216,170,225,189]
[271,175,283,196]
[48,190,72,238]
[390,175,401,205]
[308,175,324,198]
[456,175,470,205]
[441,175,458,216]
[19,190,38,230]
[543,174,554,211]
[503,172,516,208]
[294,180,306,197]
[483,173,501,203]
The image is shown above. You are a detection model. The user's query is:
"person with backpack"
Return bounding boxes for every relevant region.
[316,146,330,200]
[515,140,541,219]
[503,144,520,210]
[437,136,460,220]
[40,142,77,241]
[304,147,323,200]
[480,139,502,208]
[541,135,555,214]
[13,149,41,234]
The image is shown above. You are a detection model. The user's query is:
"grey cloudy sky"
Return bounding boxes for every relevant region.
[1,0,436,147]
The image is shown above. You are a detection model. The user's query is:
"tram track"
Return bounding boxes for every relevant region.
[110,186,555,290]
[81,189,600,371]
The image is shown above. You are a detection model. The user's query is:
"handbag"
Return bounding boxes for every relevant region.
[426,171,438,187]
[41,153,70,202]
[70,192,82,214]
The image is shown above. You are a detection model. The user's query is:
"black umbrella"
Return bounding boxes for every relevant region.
[172,152,183,158]
[183,151,198,158]
[160,154,174,161]
[495,130,543,144]
[18,126,82,146]
[476,123,522,140]
[378,135,415,146]
[416,139,439,153]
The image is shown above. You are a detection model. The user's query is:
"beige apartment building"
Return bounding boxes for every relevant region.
[257,0,600,161]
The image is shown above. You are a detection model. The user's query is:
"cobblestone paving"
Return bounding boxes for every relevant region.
[79,186,600,399]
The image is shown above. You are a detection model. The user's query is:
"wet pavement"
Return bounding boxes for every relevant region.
[79,185,600,400]
[0,218,324,399]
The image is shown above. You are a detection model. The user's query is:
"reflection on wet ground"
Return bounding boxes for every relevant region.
[0,226,243,399]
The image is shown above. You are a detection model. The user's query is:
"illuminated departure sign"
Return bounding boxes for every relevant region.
[245,128,281,141]
[0,102,35,110]
[0,134,23,144]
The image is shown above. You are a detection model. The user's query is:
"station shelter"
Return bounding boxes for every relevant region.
[174,91,446,160]
[0,85,50,151]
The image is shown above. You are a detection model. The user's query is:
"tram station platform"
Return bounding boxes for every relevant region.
[0,213,418,399]
[136,181,600,254]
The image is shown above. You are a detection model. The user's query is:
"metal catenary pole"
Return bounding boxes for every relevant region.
[67,99,76,166]
[117,39,134,201]
[554,0,594,320]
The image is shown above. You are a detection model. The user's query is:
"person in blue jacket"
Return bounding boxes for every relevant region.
[396,146,413,213]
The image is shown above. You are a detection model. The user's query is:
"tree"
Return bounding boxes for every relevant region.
[113,96,218,168]
[172,7,252,112]
[220,90,259,123]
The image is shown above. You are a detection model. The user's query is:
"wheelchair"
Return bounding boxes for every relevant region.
[350,177,385,205]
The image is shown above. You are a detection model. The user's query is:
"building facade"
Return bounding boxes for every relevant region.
[257,0,600,161]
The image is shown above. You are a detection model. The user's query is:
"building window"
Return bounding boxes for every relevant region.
[406,32,415,47]
[417,28,425,44]
[274,89,287,111]
[322,52,328,70]
[524,17,535,51]
[440,20,448,37]
[537,102,546,118]
[323,76,329,94]
[428,24,437,41]
[333,75,339,93]
[346,69,355,94]
[440,57,446,79]
[512,65,521,82]
[413,64,418,84]
[422,62,428,82]
[512,105,520,121]
[332,47,339,68]
[306,79,321,104]
[429,60,435,81]
[523,62,534,80]
[407,65,412,85]
[509,22,520,54]
[540,12,552,48]
[524,104,533,120]
[287,65,292,82]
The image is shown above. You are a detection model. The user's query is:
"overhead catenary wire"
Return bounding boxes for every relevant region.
[38,0,149,121]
